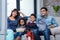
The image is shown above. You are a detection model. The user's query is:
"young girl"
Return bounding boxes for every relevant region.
[15,18,27,40]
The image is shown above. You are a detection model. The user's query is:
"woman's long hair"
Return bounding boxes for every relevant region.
[10,9,20,19]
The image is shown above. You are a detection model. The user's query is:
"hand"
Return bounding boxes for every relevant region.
[50,25,55,28]
[19,11,26,17]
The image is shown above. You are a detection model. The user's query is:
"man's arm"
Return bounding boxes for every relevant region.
[50,18,58,28]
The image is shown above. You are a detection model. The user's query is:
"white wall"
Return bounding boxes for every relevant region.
[0,0,7,40]
[0,0,2,30]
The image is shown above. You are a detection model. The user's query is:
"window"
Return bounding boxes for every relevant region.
[20,0,34,16]
[7,0,16,16]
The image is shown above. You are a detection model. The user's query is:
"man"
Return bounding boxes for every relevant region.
[37,7,58,40]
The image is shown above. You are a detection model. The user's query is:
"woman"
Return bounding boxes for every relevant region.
[7,9,20,32]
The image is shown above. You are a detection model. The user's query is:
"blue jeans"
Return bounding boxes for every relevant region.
[14,32,26,38]
[39,29,50,40]
[32,29,41,40]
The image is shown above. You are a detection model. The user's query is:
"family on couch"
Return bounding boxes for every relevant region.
[7,7,58,40]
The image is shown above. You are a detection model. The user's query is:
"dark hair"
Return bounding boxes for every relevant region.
[19,18,26,26]
[40,7,48,11]
[30,14,36,18]
[10,9,20,19]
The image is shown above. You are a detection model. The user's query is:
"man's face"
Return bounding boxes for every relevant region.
[41,9,47,16]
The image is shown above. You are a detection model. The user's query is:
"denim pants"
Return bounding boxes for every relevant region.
[39,29,50,40]
[14,31,26,38]
[32,29,41,40]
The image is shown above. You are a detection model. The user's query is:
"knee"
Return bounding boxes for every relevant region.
[15,36,20,40]
[33,30,38,34]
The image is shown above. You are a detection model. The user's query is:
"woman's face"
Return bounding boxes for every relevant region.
[20,20,25,26]
[30,16,36,22]
[12,11,17,17]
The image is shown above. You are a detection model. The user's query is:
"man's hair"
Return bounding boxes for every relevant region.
[40,7,48,11]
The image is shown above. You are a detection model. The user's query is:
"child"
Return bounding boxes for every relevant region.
[27,14,40,40]
[15,18,27,40]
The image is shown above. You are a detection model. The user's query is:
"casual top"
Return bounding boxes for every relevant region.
[7,17,18,32]
[36,15,58,31]
[37,18,47,31]
[27,19,38,30]
[16,25,26,30]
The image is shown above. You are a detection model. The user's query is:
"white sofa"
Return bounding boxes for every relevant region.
[7,17,60,40]
[37,17,60,40]
[38,17,60,40]
[21,27,60,40]
[21,17,60,40]
[21,34,55,40]
[51,27,60,40]
[53,17,60,40]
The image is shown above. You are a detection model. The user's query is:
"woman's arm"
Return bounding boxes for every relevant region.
[19,11,26,17]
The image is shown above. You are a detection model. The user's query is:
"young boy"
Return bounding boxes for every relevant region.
[27,14,41,40]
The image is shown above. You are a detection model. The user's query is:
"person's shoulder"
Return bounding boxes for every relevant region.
[17,24,20,28]
[47,16,55,21]
[47,16,53,19]
[37,15,42,20]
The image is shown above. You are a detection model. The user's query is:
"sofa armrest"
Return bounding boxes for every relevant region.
[50,27,60,35]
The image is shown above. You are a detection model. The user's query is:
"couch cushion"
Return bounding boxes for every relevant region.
[50,27,60,35]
